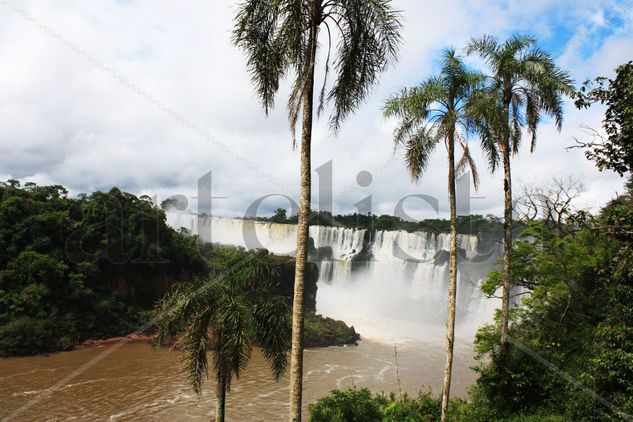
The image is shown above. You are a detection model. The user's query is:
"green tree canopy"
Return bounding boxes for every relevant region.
[0,181,205,356]
[574,61,633,176]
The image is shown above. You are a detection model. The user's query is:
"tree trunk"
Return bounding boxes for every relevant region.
[440,132,458,422]
[289,18,318,422]
[215,372,226,422]
[500,130,513,346]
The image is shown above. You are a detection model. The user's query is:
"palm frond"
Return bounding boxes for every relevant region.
[235,0,402,146]
[384,80,446,120]
[217,291,252,384]
[510,96,524,153]
[465,88,502,172]
[154,276,216,348]
[317,20,334,117]
[179,310,212,396]
[465,34,501,69]
[521,47,574,134]
[503,33,536,58]
[468,33,573,157]
[252,295,291,380]
[403,127,441,181]
[229,250,279,292]
[456,141,480,190]
[524,88,540,152]
[385,49,488,184]
[474,115,501,172]
[233,1,288,114]
[327,0,402,131]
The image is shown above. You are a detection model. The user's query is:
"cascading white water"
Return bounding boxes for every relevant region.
[167,213,502,344]
[319,229,501,343]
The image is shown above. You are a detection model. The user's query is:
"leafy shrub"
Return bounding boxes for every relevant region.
[304,312,360,347]
[381,392,440,421]
[0,317,68,356]
[309,388,383,422]
[310,389,470,422]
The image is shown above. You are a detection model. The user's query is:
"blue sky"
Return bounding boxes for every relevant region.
[0,0,632,220]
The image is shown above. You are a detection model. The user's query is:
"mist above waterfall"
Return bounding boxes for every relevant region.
[167,213,502,344]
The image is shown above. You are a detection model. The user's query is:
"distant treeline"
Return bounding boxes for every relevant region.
[251,209,506,236]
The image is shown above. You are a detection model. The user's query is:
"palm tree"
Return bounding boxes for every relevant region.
[233,2,401,419]
[384,49,482,422]
[466,35,574,346]
[153,249,290,422]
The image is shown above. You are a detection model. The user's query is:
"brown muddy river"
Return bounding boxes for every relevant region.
[0,339,477,421]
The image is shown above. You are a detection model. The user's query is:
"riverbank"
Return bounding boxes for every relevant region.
[78,333,156,348]
[74,313,359,351]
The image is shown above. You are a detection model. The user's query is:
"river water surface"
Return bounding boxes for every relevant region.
[0,339,477,421]
[2,219,498,420]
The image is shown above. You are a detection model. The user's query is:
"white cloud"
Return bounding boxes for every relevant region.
[0,0,631,219]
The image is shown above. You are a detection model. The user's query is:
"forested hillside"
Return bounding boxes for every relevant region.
[0,181,206,356]
[0,181,356,357]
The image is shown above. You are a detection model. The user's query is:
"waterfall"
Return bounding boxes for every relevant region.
[167,213,502,343]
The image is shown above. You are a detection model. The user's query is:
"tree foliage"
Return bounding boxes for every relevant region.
[466,34,574,158]
[383,48,483,185]
[473,187,633,420]
[0,181,205,356]
[232,0,402,137]
[574,61,633,175]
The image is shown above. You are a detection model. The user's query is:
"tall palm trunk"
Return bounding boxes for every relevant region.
[215,370,226,422]
[441,132,458,422]
[500,101,512,347]
[215,331,227,422]
[500,139,512,346]
[289,18,318,422]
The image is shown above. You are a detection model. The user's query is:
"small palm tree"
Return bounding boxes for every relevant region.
[466,35,574,346]
[384,49,482,422]
[233,2,401,419]
[153,250,290,422]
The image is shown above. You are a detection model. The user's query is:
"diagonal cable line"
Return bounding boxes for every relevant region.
[556,0,633,58]
[0,0,296,198]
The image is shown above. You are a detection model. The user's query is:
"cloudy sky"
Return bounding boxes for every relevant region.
[0,0,632,220]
